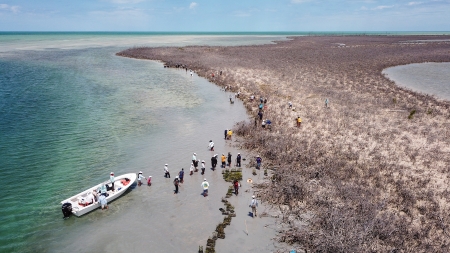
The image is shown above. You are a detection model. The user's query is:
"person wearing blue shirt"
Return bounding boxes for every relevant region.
[98,194,108,210]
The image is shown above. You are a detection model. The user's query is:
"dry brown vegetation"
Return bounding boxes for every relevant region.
[118,36,450,252]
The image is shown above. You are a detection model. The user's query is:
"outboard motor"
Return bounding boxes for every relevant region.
[62,202,72,219]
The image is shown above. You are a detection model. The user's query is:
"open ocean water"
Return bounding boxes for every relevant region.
[1,32,449,253]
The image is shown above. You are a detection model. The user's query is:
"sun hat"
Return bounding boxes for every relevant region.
[252,195,255,198]
[202,160,205,163]
[149,176,152,177]
[204,178,207,181]
[194,153,196,155]
[139,171,142,174]
[110,172,114,175]
[176,176,179,179]
[238,153,240,154]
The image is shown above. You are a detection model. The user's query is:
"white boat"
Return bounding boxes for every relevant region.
[61,173,136,217]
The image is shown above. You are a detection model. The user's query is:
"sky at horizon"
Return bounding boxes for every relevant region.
[0,0,449,32]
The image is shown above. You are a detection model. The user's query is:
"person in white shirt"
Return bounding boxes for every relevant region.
[110,172,115,191]
[84,192,94,205]
[208,140,214,151]
[249,195,258,218]
[164,164,170,178]
[138,171,146,186]
[201,179,209,197]
[190,163,194,175]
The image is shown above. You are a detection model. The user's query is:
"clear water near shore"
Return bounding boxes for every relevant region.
[0,34,286,253]
[383,62,450,102]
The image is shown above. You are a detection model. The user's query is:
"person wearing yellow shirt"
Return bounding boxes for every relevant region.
[227,129,233,140]
[221,154,226,168]
[296,117,302,127]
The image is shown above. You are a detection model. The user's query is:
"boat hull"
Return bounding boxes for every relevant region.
[60,173,136,217]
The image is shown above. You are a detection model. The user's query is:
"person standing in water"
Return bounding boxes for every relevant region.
[192,153,197,165]
[201,160,206,175]
[221,154,226,168]
[173,176,180,194]
[201,179,209,197]
[110,172,115,191]
[138,171,146,186]
[211,154,218,170]
[227,152,232,167]
[208,140,214,151]
[147,176,152,186]
[99,194,108,210]
[164,164,170,178]
[179,168,184,183]
[190,163,195,175]
[236,153,242,167]
[249,195,258,217]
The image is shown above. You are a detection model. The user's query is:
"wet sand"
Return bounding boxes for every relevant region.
[118,36,450,252]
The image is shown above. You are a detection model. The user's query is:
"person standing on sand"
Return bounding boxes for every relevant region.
[211,154,218,170]
[256,155,262,170]
[325,98,329,108]
[249,195,258,217]
[288,101,292,109]
[296,117,302,127]
[233,180,239,195]
[221,154,226,168]
[179,169,184,183]
[258,111,263,121]
[236,153,242,167]
[201,179,209,197]
[227,152,232,167]
[224,129,228,139]
[173,176,180,194]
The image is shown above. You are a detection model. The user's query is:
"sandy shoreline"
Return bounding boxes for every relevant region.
[118,36,450,252]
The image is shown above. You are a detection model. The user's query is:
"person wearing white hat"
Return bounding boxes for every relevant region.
[110,172,115,191]
[249,195,258,218]
[256,155,262,170]
[201,178,209,197]
[201,160,206,175]
[164,164,170,178]
[173,176,180,194]
[137,171,146,186]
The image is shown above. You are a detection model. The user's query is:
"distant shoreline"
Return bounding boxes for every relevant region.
[117,35,450,252]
